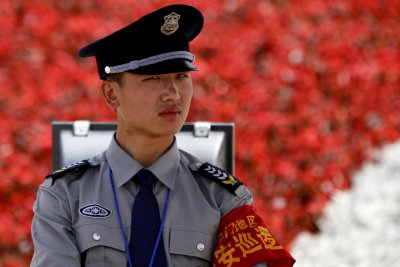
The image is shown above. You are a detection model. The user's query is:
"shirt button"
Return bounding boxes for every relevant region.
[197,243,205,251]
[93,233,101,241]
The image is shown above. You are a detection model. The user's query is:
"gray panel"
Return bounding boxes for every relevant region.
[176,131,228,171]
[59,130,114,167]
[52,121,234,173]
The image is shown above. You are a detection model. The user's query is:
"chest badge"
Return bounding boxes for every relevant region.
[160,12,181,35]
[79,204,112,218]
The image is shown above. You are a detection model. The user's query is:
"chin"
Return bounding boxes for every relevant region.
[159,121,185,136]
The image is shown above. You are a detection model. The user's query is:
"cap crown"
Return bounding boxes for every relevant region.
[79,4,204,79]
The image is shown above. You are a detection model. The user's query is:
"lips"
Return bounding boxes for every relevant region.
[159,107,181,117]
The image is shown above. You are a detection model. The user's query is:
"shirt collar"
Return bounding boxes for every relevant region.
[106,135,179,189]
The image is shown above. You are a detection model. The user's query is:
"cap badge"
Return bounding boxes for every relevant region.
[161,12,181,35]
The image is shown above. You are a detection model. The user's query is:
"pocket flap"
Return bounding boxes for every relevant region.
[169,229,216,261]
[76,224,126,252]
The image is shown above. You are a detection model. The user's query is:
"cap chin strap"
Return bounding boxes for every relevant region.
[104,51,195,74]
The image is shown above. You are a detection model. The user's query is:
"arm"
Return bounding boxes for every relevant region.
[30,180,81,267]
[190,162,294,267]
[214,205,295,267]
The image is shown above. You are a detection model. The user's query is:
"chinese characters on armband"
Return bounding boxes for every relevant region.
[213,205,296,267]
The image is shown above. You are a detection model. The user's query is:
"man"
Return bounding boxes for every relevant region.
[31,4,295,267]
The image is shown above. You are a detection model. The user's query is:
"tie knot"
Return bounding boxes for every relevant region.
[135,169,156,187]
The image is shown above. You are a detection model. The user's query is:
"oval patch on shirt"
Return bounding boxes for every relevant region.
[79,204,112,218]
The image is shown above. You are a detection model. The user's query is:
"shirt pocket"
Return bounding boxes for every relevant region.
[169,229,216,266]
[76,224,127,267]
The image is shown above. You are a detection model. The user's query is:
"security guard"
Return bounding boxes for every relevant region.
[30,4,295,267]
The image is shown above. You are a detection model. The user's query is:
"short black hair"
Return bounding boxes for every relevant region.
[106,72,124,86]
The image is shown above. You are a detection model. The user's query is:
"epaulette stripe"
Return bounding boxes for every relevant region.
[193,162,243,194]
[46,160,91,180]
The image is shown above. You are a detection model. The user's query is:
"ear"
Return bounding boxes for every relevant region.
[101,80,119,109]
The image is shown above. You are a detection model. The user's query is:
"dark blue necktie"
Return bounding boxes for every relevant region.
[129,169,167,267]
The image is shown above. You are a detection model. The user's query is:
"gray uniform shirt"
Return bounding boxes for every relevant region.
[31,137,266,266]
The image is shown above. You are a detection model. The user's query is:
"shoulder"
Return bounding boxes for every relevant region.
[46,160,93,179]
[44,154,103,186]
[179,150,253,215]
[188,161,244,195]
[179,149,244,194]
[188,161,253,217]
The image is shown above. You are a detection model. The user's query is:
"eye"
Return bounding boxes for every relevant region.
[143,76,160,81]
[176,73,191,79]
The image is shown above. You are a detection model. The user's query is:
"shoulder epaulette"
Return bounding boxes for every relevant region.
[46,160,92,180]
[190,162,243,194]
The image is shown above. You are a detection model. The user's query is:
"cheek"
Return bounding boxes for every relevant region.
[117,93,147,117]
[181,85,193,102]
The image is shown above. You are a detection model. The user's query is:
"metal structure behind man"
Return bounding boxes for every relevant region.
[51,121,235,174]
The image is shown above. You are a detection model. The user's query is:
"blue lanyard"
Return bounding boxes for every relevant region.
[108,166,171,267]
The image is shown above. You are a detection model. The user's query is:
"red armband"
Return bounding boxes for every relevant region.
[213,205,296,267]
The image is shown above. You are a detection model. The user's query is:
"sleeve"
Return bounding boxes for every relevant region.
[30,181,81,267]
[213,205,296,267]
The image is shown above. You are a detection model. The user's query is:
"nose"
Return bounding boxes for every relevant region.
[161,79,180,102]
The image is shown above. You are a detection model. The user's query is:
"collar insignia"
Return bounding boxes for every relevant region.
[79,204,112,218]
[160,12,181,35]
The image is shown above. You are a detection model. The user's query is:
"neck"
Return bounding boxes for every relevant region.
[115,129,174,168]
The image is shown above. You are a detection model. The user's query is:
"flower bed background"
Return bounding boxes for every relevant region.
[292,141,400,266]
[0,0,399,265]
